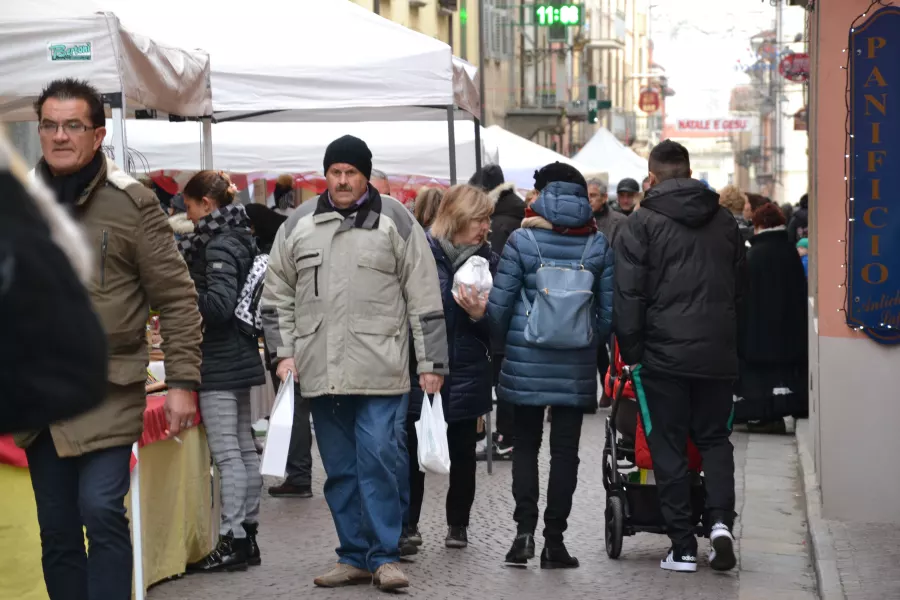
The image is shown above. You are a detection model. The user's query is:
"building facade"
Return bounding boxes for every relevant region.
[808,0,900,524]
[359,1,654,157]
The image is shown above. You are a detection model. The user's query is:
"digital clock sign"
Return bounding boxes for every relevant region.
[535,4,583,27]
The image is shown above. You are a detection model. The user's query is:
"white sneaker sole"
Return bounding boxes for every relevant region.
[709,534,737,571]
[660,560,697,573]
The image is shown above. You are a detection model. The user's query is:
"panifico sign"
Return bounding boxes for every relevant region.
[639,89,660,113]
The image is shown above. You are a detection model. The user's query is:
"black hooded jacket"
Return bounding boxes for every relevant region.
[613,178,746,379]
[469,164,526,255]
[786,194,809,244]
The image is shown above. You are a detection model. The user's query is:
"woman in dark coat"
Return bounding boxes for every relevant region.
[735,203,808,426]
[180,171,266,572]
[405,184,497,550]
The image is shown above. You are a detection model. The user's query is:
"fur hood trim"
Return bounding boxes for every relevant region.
[168,213,196,235]
[489,182,518,203]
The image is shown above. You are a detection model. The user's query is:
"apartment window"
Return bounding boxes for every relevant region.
[485,0,512,60]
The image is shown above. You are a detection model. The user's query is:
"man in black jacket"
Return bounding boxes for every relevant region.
[469,164,525,459]
[614,140,744,574]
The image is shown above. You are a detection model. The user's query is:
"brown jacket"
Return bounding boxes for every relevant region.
[17,156,202,457]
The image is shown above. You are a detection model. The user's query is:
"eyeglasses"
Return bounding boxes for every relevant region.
[38,120,96,135]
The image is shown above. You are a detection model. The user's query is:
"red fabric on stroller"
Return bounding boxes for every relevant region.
[606,339,702,472]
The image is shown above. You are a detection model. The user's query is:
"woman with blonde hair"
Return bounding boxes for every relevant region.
[413,186,443,228]
[718,184,752,241]
[404,184,498,550]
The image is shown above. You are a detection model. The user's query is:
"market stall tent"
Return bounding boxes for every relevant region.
[573,127,649,194]
[117,119,490,185]
[99,0,454,122]
[482,125,595,191]
[0,0,211,121]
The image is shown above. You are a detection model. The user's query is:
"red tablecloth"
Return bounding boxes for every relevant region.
[0,394,201,469]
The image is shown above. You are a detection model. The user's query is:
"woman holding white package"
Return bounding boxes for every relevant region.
[405,184,498,550]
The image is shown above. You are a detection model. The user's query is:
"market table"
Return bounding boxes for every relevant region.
[0,395,214,600]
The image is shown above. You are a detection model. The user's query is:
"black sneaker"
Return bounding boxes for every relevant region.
[660,545,698,573]
[268,482,312,498]
[407,525,423,547]
[504,533,535,565]
[241,522,261,566]
[445,526,468,549]
[493,435,514,460]
[399,531,418,557]
[187,532,248,573]
[540,543,579,569]
[708,523,737,571]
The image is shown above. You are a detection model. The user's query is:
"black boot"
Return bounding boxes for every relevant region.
[504,533,535,565]
[186,532,248,573]
[540,543,579,569]
[241,522,261,566]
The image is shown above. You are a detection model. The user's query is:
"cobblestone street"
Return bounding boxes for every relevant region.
[147,411,816,600]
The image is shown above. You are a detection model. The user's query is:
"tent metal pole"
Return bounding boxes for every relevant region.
[110,106,127,171]
[474,118,482,174]
[201,118,213,170]
[447,105,457,185]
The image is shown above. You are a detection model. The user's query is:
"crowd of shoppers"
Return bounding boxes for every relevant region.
[8,77,819,599]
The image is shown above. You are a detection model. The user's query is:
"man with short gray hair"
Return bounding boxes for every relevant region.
[587,178,627,247]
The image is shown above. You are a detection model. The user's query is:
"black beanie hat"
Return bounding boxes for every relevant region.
[533,161,587,192]
[323,135,373,180]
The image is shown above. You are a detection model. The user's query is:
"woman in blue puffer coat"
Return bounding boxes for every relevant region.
[487,162,614,569]
[406,184,498,551]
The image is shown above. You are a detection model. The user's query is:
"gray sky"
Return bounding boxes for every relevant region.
[651,0,782,117]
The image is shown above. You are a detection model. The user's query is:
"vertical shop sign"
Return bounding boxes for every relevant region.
[849,7,900,343]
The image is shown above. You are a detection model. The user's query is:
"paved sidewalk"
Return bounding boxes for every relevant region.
[148,411,815,600]
[797,420,900,599]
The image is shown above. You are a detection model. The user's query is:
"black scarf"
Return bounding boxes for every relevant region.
[178,203,251,264]
[38,151,105,208]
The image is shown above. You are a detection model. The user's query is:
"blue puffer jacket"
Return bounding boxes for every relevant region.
[408,233,498,423]
[487,181,614,408]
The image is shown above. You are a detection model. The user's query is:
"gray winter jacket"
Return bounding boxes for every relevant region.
[261,186,449,398]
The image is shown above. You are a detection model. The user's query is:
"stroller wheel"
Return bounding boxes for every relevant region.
[605,495,624,559]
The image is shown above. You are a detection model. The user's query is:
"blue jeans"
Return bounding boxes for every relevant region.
[26,429,133,600]
[310,395,403,571]
[396,394,410,529]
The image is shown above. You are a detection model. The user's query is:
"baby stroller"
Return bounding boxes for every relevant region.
[602,337,706,559]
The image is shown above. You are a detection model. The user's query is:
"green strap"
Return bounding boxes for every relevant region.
[631,364,652,436]
[727,405,735,431]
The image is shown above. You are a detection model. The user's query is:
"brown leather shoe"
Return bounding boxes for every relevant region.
[313,563,372,587]
[373,562,409,591]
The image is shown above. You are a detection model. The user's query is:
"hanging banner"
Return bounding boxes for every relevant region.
[848,6,900,343]
[671,117,755,134]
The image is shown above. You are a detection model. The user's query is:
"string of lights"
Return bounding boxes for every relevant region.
[839,0,893,332]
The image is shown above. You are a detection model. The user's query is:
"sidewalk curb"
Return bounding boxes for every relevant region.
[795,419,845,600]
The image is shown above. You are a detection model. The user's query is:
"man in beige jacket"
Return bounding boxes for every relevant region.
[262,135,448,591]
[21,79,202,600]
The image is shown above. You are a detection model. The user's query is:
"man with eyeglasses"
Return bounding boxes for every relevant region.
[16,78,203,600]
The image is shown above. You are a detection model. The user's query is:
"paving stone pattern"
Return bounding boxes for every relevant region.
[147,412,815,600]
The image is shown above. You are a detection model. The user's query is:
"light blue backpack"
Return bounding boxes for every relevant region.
[519,229,597,350]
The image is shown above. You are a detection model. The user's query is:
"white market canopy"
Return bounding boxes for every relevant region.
[0,0,212,121]
[573,127,649,193]
[119,120,487,184]
[483,125,594,191]
[100,0,459,122]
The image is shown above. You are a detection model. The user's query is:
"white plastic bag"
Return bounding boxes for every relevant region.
[260,376,295,477]
[415,392,451,475]
[452,255,493,297]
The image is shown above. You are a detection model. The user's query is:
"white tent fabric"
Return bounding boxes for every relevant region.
[573,127,648,192]
[100,0,456,121]
[0,0,212,121]
[119,120,485,183]
[482,125,594,191]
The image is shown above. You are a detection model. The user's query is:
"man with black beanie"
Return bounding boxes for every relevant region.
[614,140,743,573]
[261,134,448,591]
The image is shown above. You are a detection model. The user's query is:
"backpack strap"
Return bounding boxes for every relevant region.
[519,229,545,315]
[579,233,596,268]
